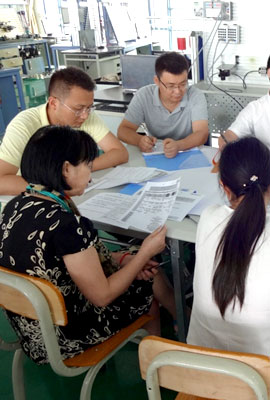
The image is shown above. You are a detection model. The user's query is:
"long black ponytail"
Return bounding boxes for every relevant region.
[212,137,270,317]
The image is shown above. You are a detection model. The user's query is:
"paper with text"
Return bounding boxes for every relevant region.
[85,166,168,192]
[119,179,180,232]
[79,179,180,233]
[78,193,135,229]
[168,190,204,222]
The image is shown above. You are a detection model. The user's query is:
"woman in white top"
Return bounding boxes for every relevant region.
[187,136,270,355]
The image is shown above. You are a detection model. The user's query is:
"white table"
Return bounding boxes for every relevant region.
[74,144,220,341]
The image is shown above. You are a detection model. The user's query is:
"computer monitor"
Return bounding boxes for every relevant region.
[120,54,159,93]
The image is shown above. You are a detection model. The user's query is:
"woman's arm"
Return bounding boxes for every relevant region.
[63,225,167,307]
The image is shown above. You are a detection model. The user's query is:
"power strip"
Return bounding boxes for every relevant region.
[218,24,240,44]
[203,1,232,20]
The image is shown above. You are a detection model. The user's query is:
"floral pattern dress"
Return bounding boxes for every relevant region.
[0,194,153,364]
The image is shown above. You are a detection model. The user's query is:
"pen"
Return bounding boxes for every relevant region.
[140,123,157,150]
[141,123,150,135]
[220,132,229,144]
[157,260,171,268]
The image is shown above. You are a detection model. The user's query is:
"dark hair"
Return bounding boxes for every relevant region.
[155,52,188,77]
[267,56,270,71]
[48,67,95,98]
[21,125,98,192]
[212,136,270,317]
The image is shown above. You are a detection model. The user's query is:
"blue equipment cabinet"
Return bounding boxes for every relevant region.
[0,68,26,136]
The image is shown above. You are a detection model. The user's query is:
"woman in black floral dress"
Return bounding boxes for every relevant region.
[0,125,168,364]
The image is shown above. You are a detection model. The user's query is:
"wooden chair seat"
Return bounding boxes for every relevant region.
[64,314,151,367]
[175,394,211,400]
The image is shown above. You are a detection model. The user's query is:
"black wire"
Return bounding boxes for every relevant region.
[230,73,246,90]
[208,73,244,110]
[242,70,258,89]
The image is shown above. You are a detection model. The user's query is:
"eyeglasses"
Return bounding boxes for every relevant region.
[57,99,96,117]
[158,77,188,92]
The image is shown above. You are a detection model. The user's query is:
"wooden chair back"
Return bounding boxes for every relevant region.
[139,336,270,400]
[0,266,67,326]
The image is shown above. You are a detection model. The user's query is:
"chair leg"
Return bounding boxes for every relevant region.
[12,348,26,400]
[131,328,150,344]
[80,362,106,400]
[80,329,149,400]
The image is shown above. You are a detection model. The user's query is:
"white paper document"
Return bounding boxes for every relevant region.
[79,179,180,233]
[168,190,204,222]
[142,140,164,155]
[120,179,181,232]
[79,193,135,229]
[85,166,168,192]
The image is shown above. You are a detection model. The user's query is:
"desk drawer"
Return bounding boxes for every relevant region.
[0,57,23,68]
[0,47,19,59]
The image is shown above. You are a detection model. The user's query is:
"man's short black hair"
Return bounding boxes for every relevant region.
[21,125,98,192]
[48,67,96,98]
[155,52,189,77]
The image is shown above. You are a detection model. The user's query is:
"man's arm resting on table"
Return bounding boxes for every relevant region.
[117,119,141,146]
[117,119,156,152]
[218,129,238,149]
[163,120,209,158]
[0,160,27,195]
[92,131,129,171]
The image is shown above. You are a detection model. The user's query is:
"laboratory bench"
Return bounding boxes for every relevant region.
[62,47,123,81]
[0,38,52,72]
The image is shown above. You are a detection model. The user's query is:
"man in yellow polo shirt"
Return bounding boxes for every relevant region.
[0,67,128,195]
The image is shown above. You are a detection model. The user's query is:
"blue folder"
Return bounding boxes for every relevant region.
[143,149,211,171]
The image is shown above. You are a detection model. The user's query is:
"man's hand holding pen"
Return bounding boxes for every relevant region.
[139,123,157,152]
[138,135,157,152]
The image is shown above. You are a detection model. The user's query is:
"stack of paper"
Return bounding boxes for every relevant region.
[79,179,180,233]
[85,166,168,192]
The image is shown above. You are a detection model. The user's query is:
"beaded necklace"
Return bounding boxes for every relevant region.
[26,184,73,213]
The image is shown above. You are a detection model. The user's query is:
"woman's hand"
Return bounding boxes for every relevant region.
[136,267,159,280]
[64,226,166,306]
[137,259,159,280]
[139,225,167,259]
[121,255,160,280]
